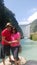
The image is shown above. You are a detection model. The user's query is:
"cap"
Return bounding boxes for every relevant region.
[5,22,12,27]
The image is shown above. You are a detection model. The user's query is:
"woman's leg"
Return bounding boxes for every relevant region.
[13,46,20,65]
[10,46,20,65]
[9,46,15,62]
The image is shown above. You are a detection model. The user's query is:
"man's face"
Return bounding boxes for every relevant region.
[7,26,12,31]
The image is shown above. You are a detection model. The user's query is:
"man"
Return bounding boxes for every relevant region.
[1,22,12,65]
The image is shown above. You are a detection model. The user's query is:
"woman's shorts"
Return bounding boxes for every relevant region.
[11,46,19,61]
[1,45,10,58]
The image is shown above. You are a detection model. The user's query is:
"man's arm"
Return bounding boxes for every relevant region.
[2,36,12,44]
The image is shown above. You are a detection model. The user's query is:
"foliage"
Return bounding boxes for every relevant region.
[30,32,37,41]
[0,0,24,39]
[30,19,37,33]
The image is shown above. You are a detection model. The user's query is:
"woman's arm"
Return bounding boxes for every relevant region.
[12,36,20,43]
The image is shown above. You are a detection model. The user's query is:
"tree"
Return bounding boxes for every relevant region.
[0,0,24,39]
[0,0,5,30]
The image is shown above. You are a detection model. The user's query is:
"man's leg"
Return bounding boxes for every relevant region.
[9,55,12,61]
[1,45,5,65]
[2,58,5,65]
[7,46,12,62]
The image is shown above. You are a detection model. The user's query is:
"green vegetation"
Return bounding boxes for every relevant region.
[30,19,37,33]
[30,32,37,41]
[30,19,37,41]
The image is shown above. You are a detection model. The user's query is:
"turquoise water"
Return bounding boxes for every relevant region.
[0,38,37,62]
[19,38,37,61]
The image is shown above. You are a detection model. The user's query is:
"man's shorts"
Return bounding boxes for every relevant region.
[1,45,10,58]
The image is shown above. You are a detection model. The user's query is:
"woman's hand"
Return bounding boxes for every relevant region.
[8,40,19,44]
[8,41,13,44]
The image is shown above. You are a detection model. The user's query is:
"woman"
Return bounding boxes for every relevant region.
[10,27,21,65]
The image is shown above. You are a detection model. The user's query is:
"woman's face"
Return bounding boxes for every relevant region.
[13,28,16,34]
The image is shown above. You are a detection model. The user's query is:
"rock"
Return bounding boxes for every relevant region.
[0,55,26,65]
[19,56,26,65]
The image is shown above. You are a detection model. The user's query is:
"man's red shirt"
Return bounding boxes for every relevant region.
[1,28,11,45]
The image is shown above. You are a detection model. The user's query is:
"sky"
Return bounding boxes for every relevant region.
[4,0,37,25]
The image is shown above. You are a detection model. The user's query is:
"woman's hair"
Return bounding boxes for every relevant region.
[13,27,17,33]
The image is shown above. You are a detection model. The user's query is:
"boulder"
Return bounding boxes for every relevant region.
[0,55,26,65]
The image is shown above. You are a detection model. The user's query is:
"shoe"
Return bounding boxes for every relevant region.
[9,60,15,63]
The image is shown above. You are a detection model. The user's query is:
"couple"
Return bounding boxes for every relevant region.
[1,22,21,65]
